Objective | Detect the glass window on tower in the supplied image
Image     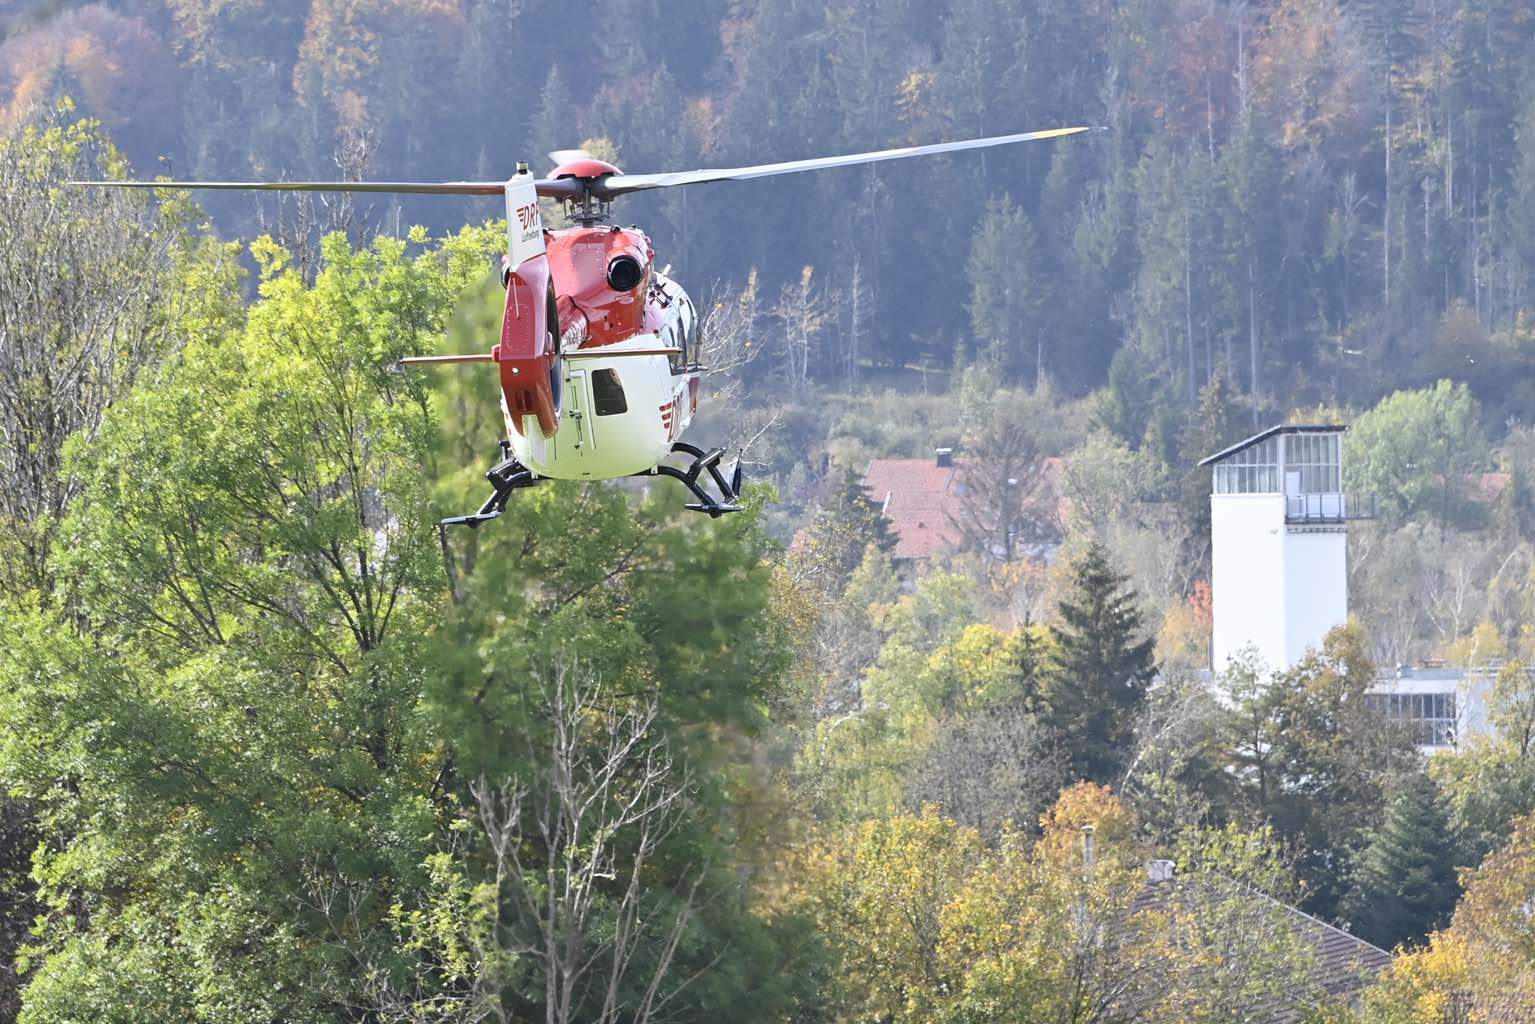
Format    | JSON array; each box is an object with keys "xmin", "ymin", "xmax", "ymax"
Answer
[
  {"xmin": 1284, "ymin": 432, "xmax": 1341, "ymax": 493},
  {"xmin": 1213, "ymin": 436, "xmax": 1280, "ymax": 494}
]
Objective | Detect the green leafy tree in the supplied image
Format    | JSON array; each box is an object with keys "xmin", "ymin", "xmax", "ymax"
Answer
[
  {"xmin": 1431, "ymin": 660, "xmax": 1535, "ymax": 863},
  {"xmin": 0, "ymin": 111, "xmax": 242, "ymax": 1019},
  {"xmin": 1347, "ymin": 772, "xmax": 1463, "ymax": 950},
  {"xmin": 800, "ymin": 790, "xmax": 1321, "ymax": 1024},
  {"xmin": 1093, "ymin": 347, "xmax": 1162, "ymax": 449},
  {"xmin": 0, "ymin": 230, "xmax": 808, "ymax": 1023},
  {"xmin": 953, "ymin": 387, "xmax": 1058, "ymax": 562},
  {"xmin": 1347, "ymin": 380, "xmax": 1490, "ymax": 530},
  {"xmin": 1220, "ymin": 626, "xmax": 1419, "ymax": 920},
  {"xmin": 790, "ymin": 465, "xmax": 897, "ymax": 597},
  {"xmin": 1060, "ymin": 429, "xmax": 1168, "ymax": 538},
  {"xmin": 1044, "ymin": 542, "xmax": 1157, "ymax": 783},
  {"xmin": 0, "ymin": 110, "xmax": 231, "ymax": 599},
  {"xmin": 904, "ymin": 704, "xmax": 1067, "ymax": 839}
]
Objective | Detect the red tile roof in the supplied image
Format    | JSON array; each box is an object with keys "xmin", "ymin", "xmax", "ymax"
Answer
[
  {"xmin": 863, "ymin": 455, "xmax": 1067, "ymax": 560},
  {"xmin": 862, "ymin": 458, "xmax": 964, "ymax": 559}
]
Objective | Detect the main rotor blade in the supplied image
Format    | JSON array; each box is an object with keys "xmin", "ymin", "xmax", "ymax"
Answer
[
  {"xmin": 594, "ymin": 126, "xmax": 1101, "ymax": 198},
  {"xmin": 70, "ymin": 177, "xmax": 589, "ymax": 200}
]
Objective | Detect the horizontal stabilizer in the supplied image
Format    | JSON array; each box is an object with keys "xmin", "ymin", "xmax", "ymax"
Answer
[{"xmin": 400, "ymin": 354, "xmax": 497, "ymax": 366}]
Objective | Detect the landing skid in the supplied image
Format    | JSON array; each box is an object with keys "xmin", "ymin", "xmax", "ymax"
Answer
[
  {"xmin": 646, "ymin": 441, "xmax": 744, "ymax": 518},
  {"xmin": 440, "ymin": 441, "xmax": 541, "ymax": 528}
]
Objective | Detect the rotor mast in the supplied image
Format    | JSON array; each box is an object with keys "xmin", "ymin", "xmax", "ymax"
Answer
[{"xmin": 563, "ymin": 190, "xmax": 612, "ymax": 228}]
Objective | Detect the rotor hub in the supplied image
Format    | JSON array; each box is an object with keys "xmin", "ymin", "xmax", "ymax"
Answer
[{"xmin": 548, "ymin": 157, "xmax": 621, "ymax": 227}]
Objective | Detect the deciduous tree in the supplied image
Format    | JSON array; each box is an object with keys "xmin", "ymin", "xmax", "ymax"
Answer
[{"xmin": 1347, "ymin": 380, "xmax": 1490, "ymax": 531}]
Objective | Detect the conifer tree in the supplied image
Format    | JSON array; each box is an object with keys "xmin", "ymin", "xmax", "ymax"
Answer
[
  {"xmin": 1045, "ymin": 542, "xmax": 1157, "ymax": 783},
  {"xmin": 967, "ymin": 195, "xmax": 1042, "ymax": 382},
  {"xmin": 791, "ymin": 467, "xmax": 897, "ymax": 596},
  {"xmin": 529, "ymin": 64, "xmax": 576, "ymax": 173},
  {"xmin": 1175, "ymin": 368, "xmax": 1243, "ymax": 580},
  {"xmin": 1349, "ymin": 771, "xmax": 1463, "ymax": 951}
]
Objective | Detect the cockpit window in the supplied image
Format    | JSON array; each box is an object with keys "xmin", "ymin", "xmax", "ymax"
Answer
[
  {"xmin": 669, "ymin": 299, "xmax": 694, "ymax": 375},
  {"xmin": 592, "ymin": 369, "xmax": 628, "ymax": 415}
]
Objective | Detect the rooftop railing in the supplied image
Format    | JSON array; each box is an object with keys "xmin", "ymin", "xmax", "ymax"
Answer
[{"xmin": 1284, "ymin": 492, "xmax": 1376, "ymax": 523}]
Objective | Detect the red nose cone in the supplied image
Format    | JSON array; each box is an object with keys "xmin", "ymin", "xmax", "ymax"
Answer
[{"xmin": 549, "ymin": 157, "xmax": 621, "ymax": 180}]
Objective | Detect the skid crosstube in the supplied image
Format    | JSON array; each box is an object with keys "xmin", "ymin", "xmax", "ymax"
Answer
[
  {"xmin": 440, "ymin": 441, "xmax": 541, "ymax": 529},
  {"xmin": 647, "ymin": 441, "xmax": 744, "ymax": 518},
  {"xmin": 442, "ymin": 440, "xmax": 745, "ymax": 528}
]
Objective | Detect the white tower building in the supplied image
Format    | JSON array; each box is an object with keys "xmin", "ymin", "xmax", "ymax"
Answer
[{"xmin": 1201, "ymin": 425, "xmax": 1352, "ymax": 674}]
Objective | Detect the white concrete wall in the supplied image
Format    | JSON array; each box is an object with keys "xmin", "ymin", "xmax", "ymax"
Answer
[
  {"xmin": 1456, "ymin": 672, "xmax": 1495, "ymax": 746},
  {"xmin": 1211, "ymin": 493, "xmax": 1289, "ymax": 674},
  {"xmin": 1282, "ymin": 528, "xmax": 1348, "ymax": 665}
]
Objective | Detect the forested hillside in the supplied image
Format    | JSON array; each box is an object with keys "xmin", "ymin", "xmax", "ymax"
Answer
[
  {"xmin": 3, "ymin": 0, "xmax": 1534, "ymax": 406},
  {"xmin": 6, "ymin": 1, "xmax": 1535, "ymax": 1022}
]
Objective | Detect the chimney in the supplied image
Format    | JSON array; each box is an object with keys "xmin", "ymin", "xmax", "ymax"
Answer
[
  {"xmin": 1081, "ymin": 824, "xmax": 1096, "ymax": 869},
  {"xmin": 1147, "ymin": 859, "xmax": 1175, "ymax": 884},
  {"xmin": 935, "ymin": 447, "xmax": 954, "ymax": 468}
]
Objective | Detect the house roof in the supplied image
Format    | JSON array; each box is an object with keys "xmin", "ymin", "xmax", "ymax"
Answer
[
  {"xmin": 1126, "ymin": 875, "xmax": 1391, "ymax": 1022},
  {"xmin": 1198, "ymin": 424, "xmax": 1347, "ymax": 467},
  {"xmin": 862, "ymin": 455, "xmax": 1067, "ymax": 560},
  {"xmin": 1475, "ymin": 471, "xmax": 1510, "ymax": 504},
  {"xmin": 861, "ymin": 457, "xmax": 964, "ymax": 559},
  {"xmin": 1270, "ymin": 893, "xmax": 1393, "ymax": 1001}
]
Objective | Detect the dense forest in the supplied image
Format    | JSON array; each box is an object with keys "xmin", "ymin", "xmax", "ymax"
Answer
[
  {"xmin": 5, "ymin": 0, "xmax": 1535, "ymax": 1021},
  {"xmin": 4, "ymin": 0, "xmax": 1535, "ymax": 404}
]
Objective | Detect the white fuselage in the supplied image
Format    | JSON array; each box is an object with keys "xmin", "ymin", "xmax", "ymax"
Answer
[{"xmin": 504, "ymin": 274, "xmax": 700, "ymax": 481}]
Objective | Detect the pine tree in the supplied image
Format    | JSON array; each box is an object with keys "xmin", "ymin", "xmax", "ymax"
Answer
[
  {"xmin": 529, "ymin": 64, "xmax": 576, "ymax": 170},
  {"xmin": 967, "ymin": 196, "xmax": 1042, "ymax": 382},
  {"xmin": 1349, "ymin": 771, "xmax": 1463, "ymax": 950},
  {"xmin": 1044, "ymin": 542, "xmax": 1157, "ymax": 783},
  {"xmin": 1092, "ymin": 347, "xmax": 1160, "ymax": 449},
  {"xmin": 791, "ymin": 467, "xmax": 898, "ymax": 597},
  {"xmin": 1175, "ymin": 368, "xmax": 1244, "ymax": 581}
]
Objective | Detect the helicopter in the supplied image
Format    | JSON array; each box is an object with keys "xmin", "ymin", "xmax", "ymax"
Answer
[{"xmin": 78, "ymin": 126, "xmax": 1096, "ymax": 527}]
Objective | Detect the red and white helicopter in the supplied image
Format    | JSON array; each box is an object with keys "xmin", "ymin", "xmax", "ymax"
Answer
[{"xmin": 80, "ymin": 126, "xmax": 1095, "ymax": 526}]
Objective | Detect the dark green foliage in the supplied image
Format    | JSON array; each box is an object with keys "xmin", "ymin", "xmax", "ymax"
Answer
[
  {"xmin": 0, "ymin": 231, "xmax": 810, "ymax": 1023},
  {"xmin": 5, "ymin": 0, "xmax": 1532, "ymax": 403},
  {"xmin": 1093, "ymin": 348, "xmax": 1161, "ymax": 449},
  {"xmin": 1012, "ymin": 620, "xmax": 1047, "ymax": 702},
  {"xmin": 8, "ymin": 0, "xmax": 1535, "ymax": 1010},
  {"xmin": 0, "ymin": 799, "xmax": 34, "ymax": 1023},
  {"xmin": 967, "ymin": 195, "xmax": 1042, "ymax": 381},
  {"xmin": 1219, "ymin": 626, "xmax": 1420, "ymax": 921},
  {"xmin": 791, "ymin": 466, "xmax": 897, "ymax": 596},
  {"xmin": 1348, "ymin": 772, "xmax": 1463, "ymax": 950},
  {"xmin": 1044, "ymin": 542, "xmax": 1156, "ymax": 783},
  {"xmin": 1175, "ymin": 369, "xmax": 1244, "ymax": 581}
]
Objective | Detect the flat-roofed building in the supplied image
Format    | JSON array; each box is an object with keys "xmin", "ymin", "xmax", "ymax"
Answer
[
  {"xmin": 1365, "ymin": 665, "xmax": 1499, "ymax": 754},
  {"xmin": 1201, "ymin": 425, "xmax": 1368, "ymax": 673}
]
